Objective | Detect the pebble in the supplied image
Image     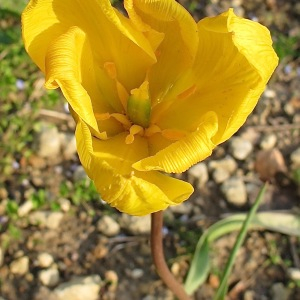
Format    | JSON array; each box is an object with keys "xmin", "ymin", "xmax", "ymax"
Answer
[
  {"xmin": 120, "ymin": 214, "xmax": 151, "ymax": 235},
  {"xmin": 130, "ymin": 268, "xmax": 144, "ymax": 279},
  {"xmin": 47, "ymin": 212, "xmax": 64, "ymax": 230},
  {"xmin": 10, "ymin": 256, "xmax": 29, "ymax": 275},
  {"xmin": 39, "ymin": 268, "xmax": 60, "ymax": 287},
  {"xmin": 97, "ymin": 215, "xmax": 120, "ymax": 237},
  {"xmin": 230, "ymin": 137, "xmax": 253, "ymax": 160},
  {"xmin": 243, "ymin": 290, "xmax": 255, "ymax": 300},
  {"xmin": 287, "ymin": 268, "xmax": 300, "ymax": 281},
  {"xmin": 209, "ymin": 156, "xmax": 237, "ymax": 174},
  {"xmin": 37, "ymin": 252, "xmax": 54, "ymax": 268},
  {"xmin": 29, "ymin": 211, "xmax": 64, "ymax": 230},
  {"xmin": 53, "ymin": 275, "xmax": 101, "ymax": 300},
  {"xmin": 221, "ymin": 177, "xmax": 247, "ymax": 206},
  {"xmin": 291, "ymin": 147, "xmax": 300, "ymax": 168},
  {"xmin": 18, "ymin": 200, "xmax": 34, "ymax": 217},
  {"xmin": 169, "ymin": 201, "xmax": 193, "ymax": 215},
  {"xmin": 37, "ymin": 124, "xmax": 62, "ymax": 159},
  {"xmin": 60, "ymin": 133, "xmax": 77, "ymax": 160},
  {"xmin": 270, "ymin": 283, "xmax": 290, "ymax": 300},
  {"xmin": 73, "ymin": 165, "xmax": 88, "ymax": 182},
  {"xmin": 212, "ymin": 168, "xmax": 230, "ymax": 183},
  {"xmin": 260, "ymin": 133, "xmax": 277, "ymax": 150},
  {"xmin": 59, "ymin": 198, "xmax": 71, "ymax": 212},
  {"xmin": 187, "ymin": 162, "xmax": 209, "ymax": 187}
]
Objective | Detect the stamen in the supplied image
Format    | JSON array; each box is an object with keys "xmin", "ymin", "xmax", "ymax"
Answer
[
  {"xmin": 104, "ymin": 62, "xmax": 117, "ymax": 79},
  {"xmin": 125, "ymin": 125, "xmax": 144, "ymax": 145},
  {"xmin": 162, "ymin": 129, "xmax": 187, "ymax": 141},
  {"xmin": 111, "ymin": 113, "xmax": 132, "ymax": 128},
  {"xmin": 145, "ymin": 124, "xmax": 161, "ymax": 137},
  {"xmin": 104, "ymin": 62, "xmax": 129, "ymax": 111},
  {"xmin": 95, "ymin": 112, "xmax": 110, "ymax": 121},
  {"xmin": 177, "ymin": 84, "xmax": 197, "ymax": 99}
]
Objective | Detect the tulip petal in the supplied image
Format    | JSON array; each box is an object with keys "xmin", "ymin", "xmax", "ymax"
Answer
[
  {"xmin": 133, "ymin": 112, "xmax": 218, "ymax": 173},
  {"xmin": 76, "ymin": 120, "xmax": 194, "ymax": 216},
  {"xmin": 125, "ymin": 0, "xmax": 199, "ymax": 103},
  {"xmin": 22, "ymin": 0, "xmax": 156, "ymax": 92},
  {"xmin": 153, "ymin": 9, "xmax": 278, "ymax": 145}
]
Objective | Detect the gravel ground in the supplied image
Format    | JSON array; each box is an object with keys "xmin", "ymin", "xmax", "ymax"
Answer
[{"xmin": 1, "ymin": 0, "xmax": 300, "ymax": 299}]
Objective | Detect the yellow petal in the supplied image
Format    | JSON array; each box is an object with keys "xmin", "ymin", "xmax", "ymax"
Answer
[
  {"xmin": 154, "ymin": 9, "xmax": 278, "ymax": 145},
  {"xmin": 44, "ymin": 26, "xmax": 109, "ymax": 133},
  {"xmin": 125, "ymin": 0, "xmax": 199, "ymax": 103},
  {"xmin": 22, "ymin": 0, "xmax": 156, "ymax": 92},
  {"xmin": 133, "ymin": 112, "xmax": 218, "ymax": 173},
  {"xmin": 76, "ymin": 120, "xmax": 193, "ymax": 216}
]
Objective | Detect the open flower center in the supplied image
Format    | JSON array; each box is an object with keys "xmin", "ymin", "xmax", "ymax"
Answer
[{"xmin": 95, "ymin": 62, "xmax": 189, "ymax": 145}]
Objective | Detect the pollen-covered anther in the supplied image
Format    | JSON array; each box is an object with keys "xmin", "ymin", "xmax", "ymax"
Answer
[
  {"xmin": 111, "ymin": 113, "xmax": 132, "ymax": 129},
  {"xmin": 125, "ymin": 124, "xmax": 144, "ymax": 144},
  {"xmin": 145, "ymin": 124, "xmax": 161, "ymax": 137}
]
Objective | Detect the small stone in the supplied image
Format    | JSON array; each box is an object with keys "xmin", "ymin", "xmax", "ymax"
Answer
[
  {"xmin": 37, "ymin": 124, "xmax": 61, "ymax": 159},
  {"xmin": 187, "ymin": 162, "xmax": 209, "ymax": 187},
  {"xmin": 0, "ymin": 187, "xmax": 8, "ymax": 200},
  {"xmin": 60, "ymin": 133, "xmax": 77, "ymax": 160},
  {"xmin": 291, "ymin": 147, "xmax": 300, "ymax": 168},
  {"xmin": 54, "ymin": 275, "xmax": 101, "ymax": 300},
  {"xmin": 59, "ymin": 198, "xmax": 71, "ymax": 212},
  {"xmin": 221, "ymin": 177, "xmax": 247, "ymax": 206},
  {"xmin": 264, "ymin": 88, "xmax": 276, "ymax": 98},
  {"xmin": 169, "ymin": 202, "xmax": 193, "ymax": 215},
  {"xmin": 171, "ymin": 262, "xmax": 180, "ymax": 276},
  {"xmin": 29, "ymin": 211, "xmax": 48, "ymax": 227},
  {"xmin": 284, "ymin": 102, "xmax": 295, "ymax": 116},
  {"xmin": 73, "ymin": 165, "xmax": 88, "ymax": 182},
  {"xmin": 29, "ymin": 211, "xmax": 64, "ymax": 229},
  {"xmin": 97, "ymin": 215, "xmax": 120, "ymax": 237},
  {"xmin": 39, "ymin": 268, "xmax": 60, "ymax": 287},
  {"xmin": 28, "ymin": 155, "xmax": 46, "ymax": 169},
  {"xmin": 10, "ymin": 256, "xmax": 29, "ymax": 275},
  {"xmin": 287, "ymin": 268, "xmax": 300, "ymax": 281},
  {"xmin": 130, "ymin": 268, "xmax": 144, "ymax": 279},
  {"xmin": 209, "ymin": 156, "xmax": 237, "ymax": 174},
  {"xmin": 120, "ymin": 215, "xmax": 151, "ymax": 235},
  {"xmin": 18, "ymin": 200, "xmax": 34, "ymax": 217},
  {"xmin": 230, "ymin": 137, "xmax": 253, "ymax": 160},
  {"xmin": 212, "ymin": 168, "xmax": 230, "ymax": 183},
  {"xmin": 260, "ymin": 133, "xmax": 277, "ymax": 150},
  {"xmin": 38, "ymin": 253, "xmax": 54, "ymax": 268},
  {"xmin": 46, "ymin": 212, "xmax": 64, "ymax": 230},
  {"xmin": 270, "ymin": 283, "xmax": 290, "ymax": 300},
  {"xmin": 243, "ymin": 290, "xmax": 255, "ymax": 300}
]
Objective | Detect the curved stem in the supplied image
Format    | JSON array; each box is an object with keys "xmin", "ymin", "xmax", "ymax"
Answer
[{"xmin": 151, "ymin": 211, "xmax": 191, "ymax": 300}]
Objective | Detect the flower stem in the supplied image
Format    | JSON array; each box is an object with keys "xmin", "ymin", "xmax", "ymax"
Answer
[{"xmin": 151, "ymin": 211, "xmax": 191, "ymax": 300}]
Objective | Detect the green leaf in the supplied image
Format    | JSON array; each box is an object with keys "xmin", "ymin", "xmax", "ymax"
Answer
[
  {"xmin": 185, "ymin": 184, "xmax": 300, "ymax": 296},
  {"xmin": 214, "ymin": 184, "xmax": 267, "ymax": 299}
]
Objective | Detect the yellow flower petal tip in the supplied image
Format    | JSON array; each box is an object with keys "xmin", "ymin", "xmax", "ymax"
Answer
[{"xmin": 22, "ymin": 0, "xmax": 278, "ymax": 215}]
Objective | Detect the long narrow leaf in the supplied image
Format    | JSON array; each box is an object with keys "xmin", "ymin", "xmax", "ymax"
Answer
[
  {"xmin": 213, "ymin": 184, "xmax": 267, "ymax": 299},
  {"xmin": 185, "ymin": 186, "xmax": 300, "ymax": 295}
]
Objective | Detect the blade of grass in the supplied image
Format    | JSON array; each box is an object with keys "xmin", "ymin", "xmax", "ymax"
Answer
[{"xmin": 213, "ymin": 183, "xmax": 268, "ymax": 300}]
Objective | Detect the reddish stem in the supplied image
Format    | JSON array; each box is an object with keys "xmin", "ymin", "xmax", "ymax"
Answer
[{"xmin": 151, "ymin": 211, "xmax": 191, "ymax": 300}]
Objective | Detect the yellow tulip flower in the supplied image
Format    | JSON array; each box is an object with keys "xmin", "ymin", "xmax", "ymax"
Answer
[{"xmin": 22, "ymin": 0, "xmax": 278, "ymax": 216}]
